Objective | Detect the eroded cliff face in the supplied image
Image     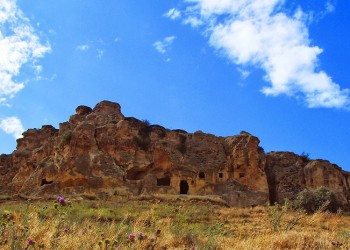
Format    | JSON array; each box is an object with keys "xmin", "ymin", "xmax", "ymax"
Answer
[
  {"xmin": 266, "ymin": 152, "xmax": 350, "ymax": 204},
  {"xmin": 0, "ymin": 100, "xmax": 349, "ymax": 207}
]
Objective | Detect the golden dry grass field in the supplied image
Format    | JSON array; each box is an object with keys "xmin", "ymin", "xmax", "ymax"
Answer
[{"xmin": 0, "ymin": 195, "xmax": 349, "ymax": 249}]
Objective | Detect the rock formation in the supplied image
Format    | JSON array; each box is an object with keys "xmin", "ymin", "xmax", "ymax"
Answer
[{"xmin": 0, "ymin": 100, "xmax": 349, "ymax": 207}]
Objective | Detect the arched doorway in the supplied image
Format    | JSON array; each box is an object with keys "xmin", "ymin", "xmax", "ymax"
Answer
[{"xmin": 180, "ymin": 180, "xmax": 189, "ymax": 194}]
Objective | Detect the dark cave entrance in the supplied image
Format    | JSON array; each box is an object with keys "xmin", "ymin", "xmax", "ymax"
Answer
[
  {"xmin": 157, "ymin": 176, "xmax": 171, "ymax": 186},
  {"xmin": 180, "ymin": 180, "xmax": 189, "ymax": 195},
  {"xmin": 198, "ymin": 172, "xmax": 205, "ymax": 179}
]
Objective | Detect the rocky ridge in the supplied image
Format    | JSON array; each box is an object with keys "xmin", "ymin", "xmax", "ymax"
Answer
[{"xmin": 0, "ymin": 100, "xmax": 349, "ymax": 207}]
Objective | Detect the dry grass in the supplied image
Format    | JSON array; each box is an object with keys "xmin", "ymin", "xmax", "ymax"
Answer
[{"xmin": 0, "ymin": 195, "xmax": 349, "ymax": 249}]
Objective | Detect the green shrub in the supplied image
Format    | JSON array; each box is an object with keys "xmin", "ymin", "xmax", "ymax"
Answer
[
  {"xmin": 61, "ymin": 131, "xmax": 72, "ymax": 144},
  {"xmin": 292, "ymin": 187, "xmax": 340, "ymax": 213},
  {"xmin": 300, "ymin": 152, "xmax": 311, "ymax": 162},
  {"xmin": 142, "ymin": 119, "xmax": 151, "ymax": 126}
]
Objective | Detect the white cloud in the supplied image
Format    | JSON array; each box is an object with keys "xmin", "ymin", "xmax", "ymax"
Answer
[
  {"xmin": 76, "ymin": 44, "xmax": 90, "ymax": 51},
  {"xmin": 164, "ymin": 8, "xmax": 181, "ymax": 20},
  {"xmin": 183, "ymin": 16, "xmax": 203, "ymax": 27},
  {"xmin": 237, "ymin": 68, "xmax": 250, "ymax": 80},
  {"xmin": 0, "ymin": 0, "xmax": 51, "ymax": 103},
  {"xmin": 177, "ymin": 0, "xmax": 349, "ymax": 108},
  {"xmin": 0, "ymin": 116, "xmax": 24, "ymax": 139},
  {"xmin": 153, "ymin": 36, "xmax": 176, "ymax": 54},
  {"xmin": 325, "ymin": 1, "xmax": 335, "ymax": 14}
]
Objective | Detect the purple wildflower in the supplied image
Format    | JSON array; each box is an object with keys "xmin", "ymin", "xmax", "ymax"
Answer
[
  {"xmin": 64, "ymin": 227, "xmax": 69, "ymax": 233},
  {"xmin": 59, "ymin": 197, "xmax": 66, "ymax": 205},
  {"xmin": 156, "ymin": 229, "xmax": 161, "ymax": 236},
  {"xmin": 27, "ymin": 239, "xmax": 34, "ymax": 245},
  {"xmin": 128, "ymin": 233, "xmax": 135, "ymax": 241}
]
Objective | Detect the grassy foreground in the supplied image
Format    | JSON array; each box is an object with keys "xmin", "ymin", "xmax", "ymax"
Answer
[{"xmin": 0, "ymin": 195, "xmax": 349, "ymax": 250}]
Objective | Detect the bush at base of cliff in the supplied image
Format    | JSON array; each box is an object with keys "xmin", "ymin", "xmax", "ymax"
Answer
[{"xmin": 292, "ymin": 187, "xmax": 341, "ymax": 213}]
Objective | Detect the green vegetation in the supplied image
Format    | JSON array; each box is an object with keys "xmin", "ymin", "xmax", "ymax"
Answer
[
  {"xmin": 0, "ymin": 195, "xmax": 349, "ymax": 249},
  {"xmin": 61, "ymin": 131, "xmax": 72, "ymax": 144},
  {"xmin": 292, "ymin": 187, "xmax": 341, "ymax": 213}
]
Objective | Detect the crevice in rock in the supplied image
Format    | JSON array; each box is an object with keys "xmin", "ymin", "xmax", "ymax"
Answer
[{"xmin": 265, "ymin": 164, "xmax": 277, "ymax": 205}]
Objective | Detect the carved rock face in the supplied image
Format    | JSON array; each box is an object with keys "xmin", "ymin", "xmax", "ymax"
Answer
[{"xmin": 0, "ymin": 100, "xmax": 349, "ymax": 207}]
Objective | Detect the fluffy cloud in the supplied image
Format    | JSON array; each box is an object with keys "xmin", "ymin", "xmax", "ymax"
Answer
[
  {"xmin": 164, "ymin": 8, "xmax": 181, "ymax": 20},
  {"xmin": 0, "ymin": 116, "xmax": 24, "ymax": 139},
  {"xmin": 183, "ymin": 16, "xmax": 203, "ymax": 27},
  {"xmin": 0, "ymin": 0, "xmax": 51, "ymax": 104},
  {"xmin": 153, "ymin": 36, "xmax": 176, "ymax": 54},
  {"xmin": 174, "ymin": 0, "xmax": 349, "ymax": 108}
]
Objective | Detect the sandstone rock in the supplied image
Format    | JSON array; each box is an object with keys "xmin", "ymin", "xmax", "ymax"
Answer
[
  {"xmin": 76, "ymin": 105, "xmax": 92, "ymax": 115},
  {"xmin": 266, "ymin": 152, "xmax": 308, "ymax": 203},
  {"xmin": 266, "ymin": 152, "xmax": 350, "ymax": 204},
  {"xmin": 0, "ymin": 100, "xmax": 349, "ymax": 208}
]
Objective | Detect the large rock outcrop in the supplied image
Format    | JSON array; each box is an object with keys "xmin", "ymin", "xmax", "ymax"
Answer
[
  {"xmin": 266, "ymin": 152, "xmax": 350, "ymax": 204},
  {"xmin": 0, "ymin": 100, "xmax": 349, "ymax": 207}
]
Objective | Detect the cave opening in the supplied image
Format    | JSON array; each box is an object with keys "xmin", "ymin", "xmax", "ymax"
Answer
[
  {"xmin": 180, "ymin": 180, "xmax": 189, "ymax": 194},
  {"xmin": 126, "ymin": 168, "xmax": 147, "ymax": 180},
  {"xmin": 157, "ymin": 176, "xmax": 171, "ymax": 186}
]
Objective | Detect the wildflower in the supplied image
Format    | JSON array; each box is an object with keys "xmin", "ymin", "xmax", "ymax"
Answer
[
  {"xmin": 128, "ymin": 234, "xmax": 135, "ymax": 241},
  {"xmin": 150, "ymin": 237, "xmax": 156, "ymax": 242},
  {"xmin": 58, "ymin": 197, "xmax": 66, "ymax": 205},
  {"xmin": 156, "ymin": 229, "xmax": 161, "ymax": 236},
  {"xmin": 64, "ymin": 227, "xmax": 69, "ymax": 233},
  {"xmin": 27, "ymin": 239, "xmax": 35, "ymax": 245},
  {"xmin": 56, "ymin": 195, "xmax": 67, "ymax": 205}
]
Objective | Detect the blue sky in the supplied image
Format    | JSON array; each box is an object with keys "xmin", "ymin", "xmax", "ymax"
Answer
[{"xmin": 1, "ymin": 0, "xmax": 350, "ymax": 171}]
